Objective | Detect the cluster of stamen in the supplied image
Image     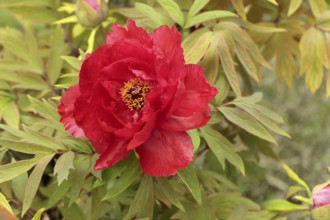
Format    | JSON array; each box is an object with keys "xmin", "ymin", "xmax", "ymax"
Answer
[{"xmin": 120, "ymin": 78, "xmax": 153, "ymax": 111}]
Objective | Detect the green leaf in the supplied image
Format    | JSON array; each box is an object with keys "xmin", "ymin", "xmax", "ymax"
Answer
[
  {"xmin": 22, "ymin": 154, "xmax": 54, "ymax": 216},
  {"xmin": 0, "ymin": 139, "xmax": 56, "ymax": 154},
  {"xmin": 219, "ymin": 106, "xmax": 276, "ymax": 143},
  {"xmin": 47, "ymin": 179, "xmax": 72, "ymax": 209},
  {"xmin": 177, "ymin": 164, "xmax": 202, "ymax": 205},
  {"xmin": 135, "ymin": 3, "xmax": 170, "ymax": 28},
  {"xmin": 263, "ymin": 199, "xmax": 309, "ymax": 211},
  {"xmin": 46, "ymin": 25, "xmax": 65, "ymax": 84},
  {"xmin": 227, "ymin": 204, "xmax": 248, "ymax": 220},
  {"xmin": 86, "ymin": 28, "xmax": 97, "ymax": 54},
  {"xmin": 187, "ymin": 0, "xmax": 210, "ymax": 18},
  {"xmin": 286, "ymin": 186, "xmax": 306, "ymax": 198},
  {"xmin": 216, "ymin": 32, "xmax": 241, "ymax": 96},
  {"xmin": 288, "ymin": 0, "xmax": 303, "ymax": 16},
  {"xmin": 2, "ymin": 101, "xmax": 19, "ymax": 129},
  {"xmin": 231, "ymin": 0, "xmax": 247, "ymax": 20},
  {"xmin": 282, "ymin": 163, "xmax": 311, "ymax": 196},
  {"xmin": 157, "ymin": 0, "xmax": 184, "ymax": 27},
  {"xmin": 308, "ymin": 0, "xmax": 327, "ymax": 17},
  {"xmin": 59, "ymin": 199, "xmax": 85, "ymax": 220},
  {"xmin": 267, "ymin": 0, "xmax": 278, "ymax": 5},
  {"xmin": 188, "ymin": 129, "xmax": 201, "ymax": 152},
  {"xmin": 200, "ymin": 38, "xmax": 219, "ymax": 85},
  {"xmin": 213, "ymin": 72, "xmax": 229, "ymax": 105},
  {"xmin": 102, "ymin": 159, "xmax": 141, "ymax": 200},
  {"xmin": 300, "ymin": 27, "xmax": 328, "ymax": 93},
  {"xmin": 11, "ymin": 172, "xmax": 28, "ymax": 201},
  {"xmin": 229, "ymin": 98, "xmax": 290, "ymax": 138},
  {"xmin": 185, "ymin": 10, "xmax": 237, "ymax": 29},
  {"xmin": 183, "ymin": 31, "xmax": 213, "ymax": 64},
  {"xmin": 235, "ymin": 43, "xmax": 259, "ymax": 83},
  {"xmin": 126, "ymin": 175, "xmax": 154, "ymax": 219},
  {"xmin": 201, "ymin": 127, "xmax": 245, "ymax": 175},
  {"xmin": 53, "ymin": 15, "xmax": 77, "ymax": 24},
  {"xmin": 157, "ymin": 178, "xmax": 185, "ymax": 211},
  {"xmin": 61, "ymin": 56, "xmax": 82, "ymax": 71},
  {"xmin": 54, "ymin": 151, "xmax": 75, "ymax": 185},
  {"xmin": 28, "ymin": 96, "xmax": 62, "ymax": 127},
  {"xmin": 0, "ymin": 192, "xmax": 13, "ymax": 214},
  {"xmin": 31, "ymin": 208, "xmax": 45, "ymax": 220},
  {"xmin": 69, "ymin": 155, "xmax": 91, "ymax": 206},
  {"xmin": 0, "ymin": 155, "xmax": 43, "ymax": 184}
]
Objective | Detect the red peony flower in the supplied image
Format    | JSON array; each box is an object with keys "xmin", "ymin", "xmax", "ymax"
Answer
[
  {"xmin": 313, "ymin": 184, "xmax": 330, "ymax": 208},
  {"xmin": 58, "ymin": 20, "xmax": 217, "ymax": 176}
]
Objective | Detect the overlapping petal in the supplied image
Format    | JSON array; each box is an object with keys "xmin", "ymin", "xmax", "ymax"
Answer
[
  {"xmin": 136, "ymin": 128, "xmax": 194, "ymax": 176},
  {"xmin": 58, "ymin": 85, "xmax": 85, "ymax": 138}
]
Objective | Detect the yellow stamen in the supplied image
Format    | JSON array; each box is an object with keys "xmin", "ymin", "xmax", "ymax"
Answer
[{"xmin": 120, "ymin": 78, "xmax": 153, "ymax": 111}]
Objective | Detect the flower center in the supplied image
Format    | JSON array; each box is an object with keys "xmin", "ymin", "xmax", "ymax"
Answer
[{"xmin": 120, "ymin": 78, "xmax": 153, "ymax": 111}]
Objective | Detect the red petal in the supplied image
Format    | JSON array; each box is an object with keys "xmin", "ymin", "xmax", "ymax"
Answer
[
  {"xmin": 136, "ymin": 128, "xmax": 193, "ymax": 176},
  {"xmin": 152, "ymin": 25, "xmax": 185, "ymax": 70},
  {"xmin": 94, "ymin": 140, "xmax": 129, "ymax": 170},
  {"xmin": 127, "ymin": 111, "xmax": 158, "ymax": 150},
  {"xmin": 58, "ymin": 85, "xmax": 85, "ymax": 138},
  {"xmin": 106, "ymin": 20, "xmax": 153, "ymax": 48},
  {"xmin": 172, "ymin": 64, "xmax": 217, "ymax": 117},
  {"xmin": 159, "ymin": 106, "xmax": 211, "ymax": 132}
]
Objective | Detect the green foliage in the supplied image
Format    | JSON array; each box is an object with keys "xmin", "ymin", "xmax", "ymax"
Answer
[{"xmin": 0, "ymin": 0, "xmax": 328, "ymax": 219}]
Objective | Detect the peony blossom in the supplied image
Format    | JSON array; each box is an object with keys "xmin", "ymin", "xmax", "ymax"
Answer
[
  {"xmin": 58, "ymin": 20, "xmax": 217, "ymax": 176},
  {"xmin": 313, "ymin": 184, "xmax": 330, "ymax": 208}
]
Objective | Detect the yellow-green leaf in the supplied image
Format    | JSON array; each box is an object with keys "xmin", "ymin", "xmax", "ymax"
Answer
[
  {"xmin": 183, "ymin": 31, "xmax": 213, "ymax": 64},
  {"xmin": 263, "ymin": 199, "xmax": 309, "ymax": 211},
  {"xmin": 216, "ymin": 32, "xmax": 241, "ymax": 96},
  {"xmin": 288, "ymin": 0, "xmax": 303, "ymax": 16},
  {"xmin": 231, "ymin": 0, "xmax": 247, "ymax": 20},
  {"xmin": 187, "ymin": 0, "xmax": 210, "ymax": 18},
  {"xmin": 218, "ymin": 106, "xmax": 276, "ymax": 143},
  {"xmin": 185, "ymin": 10, "xmax": 237, "ymax": 29},
  {"xmin": 282, "ymin": 163, "xmax": 311, "ymax": 196},
  {"xmin": 157, "ymin": 0, "xmax": 184, "ymax": 27},
  {"xmin": 22, "ymin": 154, "xmax": 54, "ymax": 216},
  {"xmin": 308, "ymin": 0, "xmax": 327, "ymax": 17},
  {"xmin": 201, "ymin": 127, "xmax": 245, "ymax": 175}
]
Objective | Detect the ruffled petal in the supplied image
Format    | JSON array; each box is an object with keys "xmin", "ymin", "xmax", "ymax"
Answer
[
  {"xmin": 159, "ymin": 106, "xmax": 211, "ymax": 132},
  {"xmin": 136, "ymin": 128, "xmax": 193, "ymax": 176},
  {"xmin": 152, "ymin": 25, "xmax": 185, "ymax": 70},
  {"xmin": 106, "ymin": 20, "xmax": 153, "ymax": 48},
  {"xmin": 94, "ymin": 140, "xmax": 129, "ymax": 170},
  {"xmin": 171, "ymin": 64, "xmax": 217, "ymax": 117},
  {"xmin": 127, "ymin": 111, "xmax": 158, "ymax": 150},
  {"xmin": 58, "ymin": 85, "xmax": 85, "ymax": 138}
]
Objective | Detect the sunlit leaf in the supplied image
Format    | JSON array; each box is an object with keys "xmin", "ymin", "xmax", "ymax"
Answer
[
  {"xmin": 185, "ymin": 10, "xmax": 237, "ymax": 29},
  {"xmin": 282, "ymin": 163, "xmax": 311, "ymax": 196},
  {"xmin": 219, "ymin": 107, "xmax": 276, "ymax": 144},
  {"xmin": 216, "ymin": 31, "xmax": 241, "ymax": 96},
  {"xmin": 263, "ymin": 199, "xmax": 309, "ymax": 211},
  {"xmin": 288, "ymin": 0, "xmax": 303, "ymax": 16},
  {"xmin": 157, "ymin": 0, "xmax": 184, "ymax": 27},
  {"xmin": 187, "ymin": 0, "xmax": 210, "ymax": 18}
]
